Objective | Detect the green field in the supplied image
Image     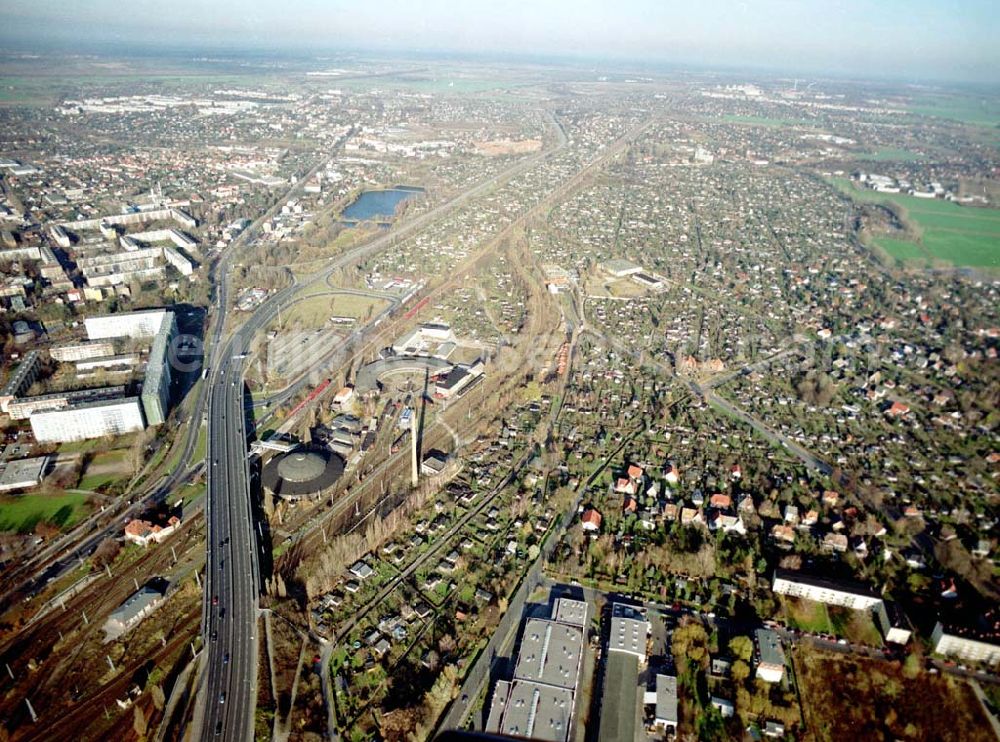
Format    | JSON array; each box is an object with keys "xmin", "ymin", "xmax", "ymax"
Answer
[
  {"xmin": 780, "ymin": 596, "xmax": 882, "ymax": 645},
  {"xmin": 0, "ymin": 491, "xmax": 90, "ymax": 532},
  {"xmin": 906, "ymin": 93, "xmax": 1000, "ymax": 128},
  {"xmin": 780, "ymin": 595, "xmax": 832, "ymax": 633},
  {"xmin": 0, "ymin": 73, "xmax": 254, "ymax": 106},
  {"xmin": 873, "ymin": 237, "xmax": 929, "ymax": 261},
  {"xmin": 176, "ymin": 482, "xmax": 206, "ymax": 507},
  {"xmin": 77, "ymin": 472, "xmax": 121, "ymax": 491},
  {"xmin": 859, "ymin": 148, "xmax": 927, "ymax": 162},
  {"xmin": 830, "ymin": 178, "xmax": 1000, "ymax": 269},
  {"xmin": 277, "ymin": 292, "xmax": 388, "ymax": 329}
]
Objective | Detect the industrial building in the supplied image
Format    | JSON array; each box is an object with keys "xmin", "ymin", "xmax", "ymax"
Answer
[
  {"xmin": 434, "ymin": 360, "xmax": 485, "ymax": 400},
  {"xmin": 485, "ymin": 598, "xmax": 587, "ymax": 742},
  {"xmin": 598, "ymin": 603, "xmax": 651, "ymax": 742},
  {"xmin": 391, "ymin": 321, "xmax": 457, "ymax": 357},
  {"xmin": 608, "ymin": 602, "xmax": 650, "ymax": 661},
  {"xmin": 104, "ymin": 582, "xmax": 167, "ymax": 639},
  {"xmin": 647, "ymin": 674, "xmax": 678, "ymax": 734},
  {"xmin": 0, "ymin": 456, "xmax": 50, "ymax": 492}
]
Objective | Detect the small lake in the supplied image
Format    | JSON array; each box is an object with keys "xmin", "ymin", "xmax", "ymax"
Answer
[{"xmin": 341, "ymin": 186, "xmax": 423, "ymax": 223}]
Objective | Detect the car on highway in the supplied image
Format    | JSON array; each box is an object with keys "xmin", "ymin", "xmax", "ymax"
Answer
[
  {"xmin": 215, "ymin": 721, "xmax": 222, "ymax": 736},
  {"xmin": 211, "ymin": 630, "xmax": 218, "ymax": 641},
  {"xmin": 219, "ymin": 692, "xmax": 226, "ymax": 704},
  {"xmin": 212, "ymin": 595, "xmax": 219, "ymax": 606},
  {"xmin": 224, "ymin": 652, "xmax": 230, "ymax": 664}
]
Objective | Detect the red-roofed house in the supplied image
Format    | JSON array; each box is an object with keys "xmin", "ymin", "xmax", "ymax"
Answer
[
  {"xmin": 124, "ymin": 516, "xmax": 181, "ymax": 547},
  {"xmin": 614, "ymin": 477, "xmax": 637, "ymax": 496},
  {"xmin": 885, "ymin": 401, "xmax": 910, "ymax": 418},
  {"xmin": 627, "ymin": 464, "xmax": 644, "ymax": 481},
  {"xmin": 709, "ymin": 493, "xmax": 732, "ymax": 509},
  {"xmin": 581, "ymin": 508, "xmax": 603, "ymax": 533}
]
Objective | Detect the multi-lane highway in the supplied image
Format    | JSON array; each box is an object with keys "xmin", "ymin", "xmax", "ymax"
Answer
[{"xmin": 200, "ymin": 337, "xmax": 258, "ymax": 742}]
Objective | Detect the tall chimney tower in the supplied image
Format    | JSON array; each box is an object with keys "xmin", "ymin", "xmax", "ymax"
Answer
[{"xmin": 410, "ymin": 406, "xmax": 419, "ymax": 488}]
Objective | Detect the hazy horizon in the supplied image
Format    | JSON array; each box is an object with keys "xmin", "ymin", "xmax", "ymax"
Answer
[{"xmin": 1, "ymin": 0, "xmax": 998, "ymax": 85}]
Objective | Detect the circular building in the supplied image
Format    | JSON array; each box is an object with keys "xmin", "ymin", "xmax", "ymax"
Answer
[{"xmin": 262, "ymin": 447, "xmax": 345, "ymax": 499}]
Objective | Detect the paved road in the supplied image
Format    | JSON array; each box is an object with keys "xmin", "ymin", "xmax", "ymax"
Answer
[{"xmin": 199, "ymin": 325, "xmax": 260, "ymax": 741}]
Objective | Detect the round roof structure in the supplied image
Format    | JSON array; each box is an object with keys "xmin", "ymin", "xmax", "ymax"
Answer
[
  {"xmin": 277, "ymin": 451, "xmax": 327, "ymax": 483},
  {"xmin": 262, "ymin": 447, "xmax": 344, "ymax": 498}
]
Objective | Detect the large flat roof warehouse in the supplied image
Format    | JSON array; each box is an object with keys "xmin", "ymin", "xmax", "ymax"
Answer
[
  {"xmin": 513, "ymin": 618, "xmax": 585, "ymax": 690},
  {"xmin": 0, "ymin": 456, "xmax": 49, "ymax": 492},
  {"xmin": 597, "ymin": 651, "xmax": 640, "ymax": 742},
  {"xmin": 655, "ymin": 674, "xmax": 678, "ymax": 728},
  {"xmin": 609, "ymin": 603, "xmax": 649, "ymax": 659},
  {"xmin": 553, "ymin": 597, "xmax": 588, "ymax": 627},
  {"xmin": 602, "ymin": 258, "xmax": 642, "ymax": 277},
  {"xmin": 496, "ymin": 680, "xmax": 575, "ymax": 742}
]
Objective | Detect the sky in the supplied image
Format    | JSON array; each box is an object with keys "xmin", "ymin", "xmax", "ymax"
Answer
[{"xmin": 1, "ymin": 0, "xmax": 998, "ymax": 83}]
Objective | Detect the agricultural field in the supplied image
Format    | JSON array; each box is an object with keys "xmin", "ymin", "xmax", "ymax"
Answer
[
  {"xmin": 905, "ymin": 93, "xmax": 1000, "ymax": 128},
  {"xmin": 0, "ymin": 72, "xmax": 255, "ymax": 106},
  {"xmin": 794, "ymin": 646, "xmax": 993, "ymax": 742},
  {"xmin": 0, "ymin": 491, "xmax": 90, "ymax": 532},
  {"xmin": 830, "ymin": 178, "xmax": 1000, "ymax": 269}
]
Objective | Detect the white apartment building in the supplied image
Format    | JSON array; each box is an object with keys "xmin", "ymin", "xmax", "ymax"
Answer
[
  {"xmin": 85, "ymin": 309, "xmax": 170, "ymax": 339},
  {"xmin": 772, "ymin": 569, "xmax": 882, "ymax": 610},
  {"xmin": 30, "ymin": 398, "xmax": 145, "ymax": 443},
  {"xmin": 931, "ymin": 622, "xmax": 1000, "ymax": 666}
]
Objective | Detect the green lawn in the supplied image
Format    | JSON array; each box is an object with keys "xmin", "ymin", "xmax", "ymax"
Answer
[
  {"xmin": 175, "ymin": 482, "xmax": 205, "ymax": 507},
  {"xmin": 87, "ymin": 449, "xmax": 128, "ymax": 466},
  {"xmin": 0, "ymin": 491, "xmax": 90, "ymax": 532},
  {"xmin": 873, "ymin": 237, "xmax": 929, "ymax": 262},
  {"xmin": 860, "ymin": 148, "xmax": 926, "ymax": 162},
  {"xmin": 830, "ymin": 178, "xmax": 1000, "ymax": 269},
  {"xmin": 193, "ymin": 425, "xmax": 208, "ymax": 464},
  {"xmin": 77, "ymin": 472, "xmax": 122, "ymax": 492},
  {"xmin": 780, "ymin": 595, "xmax": 832, "ymax": 633}
]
